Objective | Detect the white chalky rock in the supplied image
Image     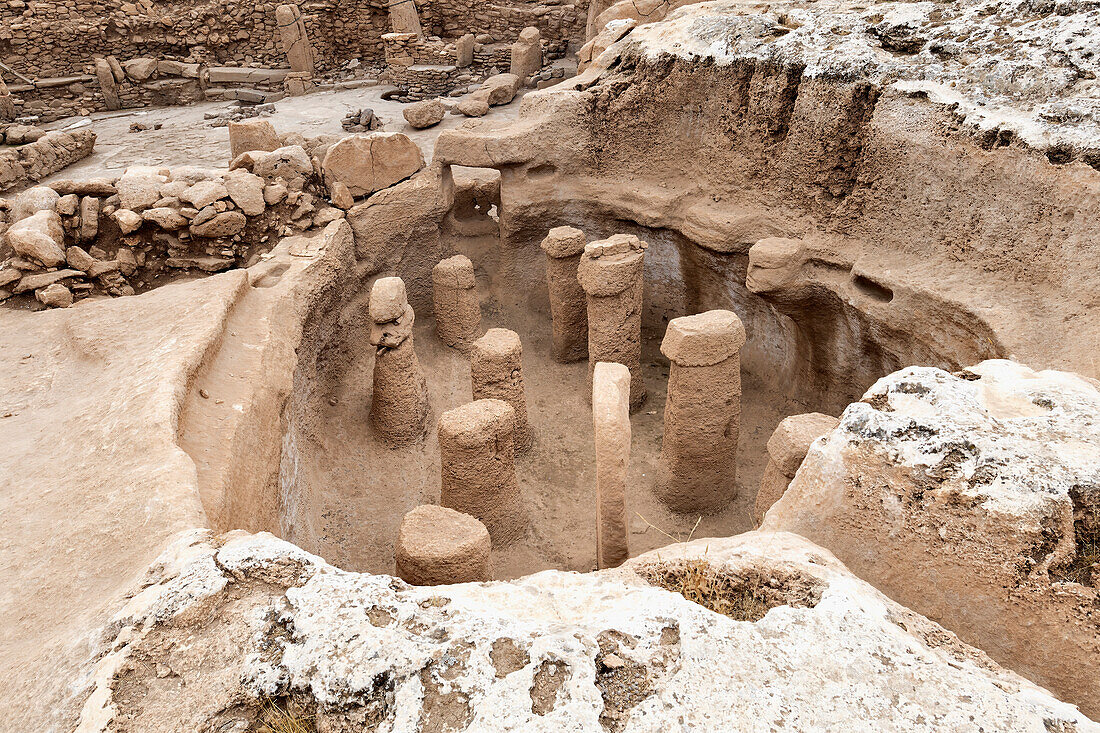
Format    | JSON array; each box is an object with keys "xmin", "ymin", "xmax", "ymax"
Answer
[
  {"xmin": 764, "ymin": 359, "xmax": 1100, "ymax": 718},
  {"xmin": 75, "ymin": 529, "xmax": 1097, "ymax": 731}
]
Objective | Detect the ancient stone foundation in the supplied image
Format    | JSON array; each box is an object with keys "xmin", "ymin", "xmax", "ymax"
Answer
[
  {"xmin": 438, "ymin": 399, "xmax": 526, "ymax": 545},
  {"xmin": 432, "ymin": 254, "xmax": 481, "ymax": 351},
  {"xmin": 654, "ymin": 310, "xmax": 746, "ymax": 514},
  {"xmin": 470, "ymin": 328, "xmax": 532, "ymax": 452},
  {"xmin": 592, "ymin": 361, "xmax": 630, "ymax": 569},
  {"xmin": 369, "ymin": 277, "xmax": 431, "ymax": 446},
  {"xmin": 755, "ymin": 413, "xmax": 840, "ymax": 521},
  {"xmin": 395, "ymin": 504, "xmax": 491, "ymax": 585},
  {"xmin": 540, "ymin": 225, "xmax": 588, "ymax": 363},
  {"xmin": 577, "ymin": 234, "xmax": 647, "ymax": 412}
]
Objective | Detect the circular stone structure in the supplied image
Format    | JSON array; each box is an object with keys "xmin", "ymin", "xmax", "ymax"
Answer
[{"xmin": 395, "ymin": 504, "xmax": 491, "ymax": 585}]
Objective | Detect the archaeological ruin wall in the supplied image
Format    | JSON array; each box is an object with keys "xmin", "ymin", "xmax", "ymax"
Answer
[{"xmin": 0, "ymin": 0, "xmax": 587, "ymax": 120}]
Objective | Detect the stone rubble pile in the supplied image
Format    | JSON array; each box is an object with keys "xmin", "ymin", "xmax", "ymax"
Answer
[
  {"xmin": 0, "ymin": 127, "xmax": 425, "ymax": 309},
  {"xmin": 0, "ymin": 128, "xmax": 96, "ymax": 192}
]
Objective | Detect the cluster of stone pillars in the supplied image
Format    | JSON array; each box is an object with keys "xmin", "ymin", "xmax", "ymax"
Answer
[
  {"xmin": 540, "ymin": 227, "xmax": 751, "ymax": 529},
  {"xmin": 371, "ymin": 228, "xmax": 823, "ymax": 581}
]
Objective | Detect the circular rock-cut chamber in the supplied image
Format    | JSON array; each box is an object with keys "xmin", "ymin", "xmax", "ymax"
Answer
[{"xmin": 177, "ymin": 160, "xmax": 1015, "ymax": 582}]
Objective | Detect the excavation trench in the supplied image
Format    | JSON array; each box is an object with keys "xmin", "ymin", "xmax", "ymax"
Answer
[{"xmin": 179, "ymin": 165, "xmax": 1003, "ymax": 579}]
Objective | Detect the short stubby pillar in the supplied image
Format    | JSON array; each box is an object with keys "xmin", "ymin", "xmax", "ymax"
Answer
[
  {"xmin": 369, "ymin": 276, "xmax": 431, "ymax": 446},
  {"xmin": 275, "ymin": 4, "xmax": 316, "ymax": 75},
  {"xmin": 438, "ymin": 399, "xmax": 526, "ymax": 545},
  {"xmin": 432, "ymin": 254, "xmax": 481, "ymax": 351},
  {"xmin": 755, "ymin": 412, "xmax": 839, "ymax": 520},
  {"xmin": 653, "ymin": 309, "xmax": 746, "ymax": 514},
  {"xmin": 471, "ymin": 328, "xmax": 532, "ymax": 452},
  {"xmin": 395, "ymin": 504, "xmax": 491, "ymax": 585},
  {"xmin": 577, "ymin": 234, "xmax": 648, "ymax": 412},
  {"xmin": 540, "ymin": 226, "xmax": 588, "ymax": 363},
  {"xmin": 593, "ymin": 362, "xmax": 631, "ymax": 569}
]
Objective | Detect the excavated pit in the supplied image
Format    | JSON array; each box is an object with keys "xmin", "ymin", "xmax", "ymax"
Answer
[{"xmin": 176, "ymin": 164, "xmax": 1017, "ymax": 581}]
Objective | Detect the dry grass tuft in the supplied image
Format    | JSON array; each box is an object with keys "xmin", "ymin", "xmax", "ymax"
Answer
[
  {"xmin": 257, "ymin": 698, "xmax": 315, "ymax": 733},
  {"xmin": 652, "ymin": 557, "xmax": 770, "ymax": 622}
]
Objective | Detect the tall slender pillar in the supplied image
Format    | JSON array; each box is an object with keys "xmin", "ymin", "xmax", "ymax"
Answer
[
  {"xmin": 540, "ymin": 226, "xmax": 588, "ymax": 363},
  {"xmin": 275, "ymin": 4, "xmax": 316, "ymax": 75},
  {"xmin": 653, "ymin": 310, "xmax": 745, "ymax": 514},
  {"xmin": 438, "ymin": 399, "xmax": 526, "ymax": 545},
  {"xmin": 471, "ymin": 328, "xmax": 532, "ymax": 452},
  {"xmin": 369, "ymin": 277, "xmax": 431, "ymax": 445},
  {"xmin": 577, "ymin": 234, "xmax": 647, "ymax": 412},
  {"xmin": 593, "ymin": 361, "xmax": 630, "ymax": 569}
]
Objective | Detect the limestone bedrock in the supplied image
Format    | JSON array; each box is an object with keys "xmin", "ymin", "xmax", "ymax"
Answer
[
  {"xmin": 73, "ymin": 529, "xmax": 1099, "ymax": 731},
  {"xmin": 764, "ymin": 359, "xmax": 1100, "ymax": 718}
]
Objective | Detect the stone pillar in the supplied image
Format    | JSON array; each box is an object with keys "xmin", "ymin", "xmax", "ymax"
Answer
[
  {"xmin": 471, "ymin": 328, "xmax": 531, "ymax": 452},
  {"xmin": 0, "ymin": 77, "xmax": 16, "ymax": 122},
  {"xmin": 438, "ymin": 399, "xmax": 525, "ymax": 545},
  {"xmin": 275, "ymin": 4, "xmax": 316, "ymax": 75},
  {"xmin": 455, "ymin": 34, "xmax": 475, "ymax": 67},
  {"xmin": 593, "ymin": 362, "xmax": 630, "ymax": 569},
  {"xmin": 388, "ymin": 0, "xmax": 423, "ymax": 37},
  {"xmin": 653, "ymin": 310, "xmax": 746, "ymax": 514},
  {"xmin": 432, "ymin": 254, "xmax": 481, "ymax": 351},
  {"xmin": 395, "ymin": 505, "xmax": 491, "ymax": 585},
  {"xmin": 540, "ymin": 226, "xmax": 588, "ymax": 363},
  {"xmin": 755, "ymin": 412, "xmax": 839, "ymax": 520},
  {"xmin": 369, "ymin": 277, "xmax": 431, "ymax": 446},
  {"xmin": 95, "ymin": 58, "xmax": 121, "ymax": 111},
  {"xmin": 510, "ymin": 26, "xmax": 543, "ymax": 82},
  {"xmin": 577, "ymin": 234, "xmax": 647, "ymax": 412}
]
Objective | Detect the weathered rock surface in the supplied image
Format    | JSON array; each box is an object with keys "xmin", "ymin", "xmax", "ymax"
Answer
[
  {"xmin": 75, "ymin": 529, "xmax": 1096, "ymax": 731},
  {"xmin": 322, "ymin": 133, "xmax": 425, "ymax": 198},
  {"xmin": 403, "ymin": 99, "xmax": 447, "ymax": 129},
  {"xmin": 7, "ymin": 210, "xmax": 66, "ymax": 266},
  {"xmin": 764, "ymin": 360, "xmax": 1100, "ymax": 718}
]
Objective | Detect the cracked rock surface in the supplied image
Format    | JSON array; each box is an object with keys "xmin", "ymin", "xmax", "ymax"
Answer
[{"xmin": 77, "ymin": 528, "xmax": 1094, "ymax": 732}]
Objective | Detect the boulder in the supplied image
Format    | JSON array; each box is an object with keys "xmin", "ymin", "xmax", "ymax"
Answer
[
  {"xmin": 223, "ymin": 169, "xmax": 266, "ymax": 216},
  {"xmin": 142, "ymin": 207, "xmax": 189, "ymax": 230},
  {"xmin": 228, "ymin": 119, "xmax": 280, "ymax": 159},
  {"xmin": 509, "ymin": 26, "xmax": 543, "ymax": 81},
  {"xmin": 764, "ymin": 360, "xmax": 1100, "ymax": 717},
  {"xmin": 122, "ymin": 58, "xmax": 159, "ymax": 82},
  {"xmin": 321, "ymin": 133, "xmax": 425, "ymax": 198},
  {"xmin": 456, "ymin": 95, "xmax": 490, "ymax": 117},
  {"xmin": 6, "ymin": 210, "xmax": 66, "ymax": 266},
  {"xmin": 251, "ymin": 145, "xmax": 313, "ymax": 191},
  {"xmin": 10, "ymin": 186, "xmax": 60, "ymax": 223},
  {"xmin": 76, "ymin": 530, "xmax": 1099, "ymax": 731},
  {"xmin": 112, "ymin": 208, "xmax": 143, "ymax": 234},
  {"xmin": 35, "ymin": 282, "xmax": 72, "ymax": 308},
  {"xmin": 190, "ymin": 211, "xmax": 246, "ymax": 238},
  {"xmin": 181, "ymin": 180, "xmax": 228, "ymax": 210},
  {"xmin": 65, "ymin": 246, "xmax": 96, "ymax": 272},
  {"xmin": 403, "ymin": 99, "xmax": 446, "ymax": 129},
  {"xmin": 116, "ymin": 166, "xmax": 168, "ymax": 212},
  {"xmin": 13, "ymin": 268, "xmax": 82, "ymax": 293},
  {"xmin": 481, "ymin": 73, "xmax": 521, "ymax": 105}
]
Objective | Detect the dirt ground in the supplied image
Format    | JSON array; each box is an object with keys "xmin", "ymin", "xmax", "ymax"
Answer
[{"xmin": 40, "ymin": 83, "xmax": 524, "ymax": 180}]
